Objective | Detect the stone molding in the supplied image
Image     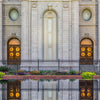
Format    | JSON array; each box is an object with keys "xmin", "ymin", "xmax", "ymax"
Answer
[
  {"xmin": 63, "ymin": 2, "xmax": 69, "ymax": 8},
  {"xmin": 21, "ymin": 0, "xmax": 29, "ymax": 1},
  {"xmin": 32, "ymin": 2, "xmax": 37, "ymax": 8}
]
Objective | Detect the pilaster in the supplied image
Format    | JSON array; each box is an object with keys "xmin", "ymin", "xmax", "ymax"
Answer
[
  {"xmin": 32, "ymin": 2, "xmax": 38, "ymax": 60},
  {"xmin": 98, "ymin": 0, "xmax": 100, "ymax": 69},
  {"xmin": 71, "ymin": 0, "xmax": 79, "ymax": 70},
  {"xmin": 71, "ymin": 80, "xmax": 79, "ymax": 100},
  {"xmin": 21, "ymin": 0, "xmax": 29, "ymax": 65},
  {"xmin": 21, "ymin": 80, "xmax": 29, "ymax": 100},
  {"xmin": 0, "ymin": 84, "xmax": 2, "ymax": 100},
  {"xmin": 63, "ymin": 2, "xmax": 69, "ymax": 60},
  {"xmin": 0, "ymin": 0, "xmax": 2, "ymax": 65}
]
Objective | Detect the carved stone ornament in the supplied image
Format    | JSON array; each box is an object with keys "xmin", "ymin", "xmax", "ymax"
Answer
[
  {"xmin": 63, "ymin": 2, "xmax": 68, "ymax": 8},
  {"xmin": 12, "ymin": 33, "xmax": 16, "ymax": 37},
  {"xmin": 32, "ymin": 2, "xmax": 37, "ymax": 8},
  {"xmin": 85, "ymin": 33, "xmax": 89, "ymax": 37},
  {"xmin": 48, "ymin": 4, "xmax": 52, "ymax": 11}
]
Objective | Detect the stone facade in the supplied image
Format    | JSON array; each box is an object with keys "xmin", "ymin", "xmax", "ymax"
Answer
[{"xmin": 0, "ymin": 0, "xmax": 100, "ymax": 100}]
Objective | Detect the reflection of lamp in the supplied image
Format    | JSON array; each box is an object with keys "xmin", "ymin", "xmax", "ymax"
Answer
[
  {"xmin": 10, "ymin": 88, "xmax": 13, "ymax": 92},
  {"xmin": 81, "ymin": 93, "xmax": 85, "ymax": 97},
  {"xmin": 81, "ymin": 88, "xmax": 85, "ymax": 92},
  {"xmin": 87, "ymin": 53, "xmax": 91, "ymax": 56},
  {"xmin": 16, "ymin": 88, "xmax": 20, "ymax": 92},
  {"xmin": 87, "ymin": 93, "xmax": 91, "ymax": 97},
  {"xmin": 87, "ymin": 88, "xmax": 91, "ymax": 92},
  {"xmin": 81, "ymin": 53, "xmax": 85, "ymax": 56},
  {"xmin": 9, "ymin": 93, "xmax": 14, "ymax": 97},
  {"xmin": 16, "ymin": 92, "xmax": 20, "ymax": 98}
]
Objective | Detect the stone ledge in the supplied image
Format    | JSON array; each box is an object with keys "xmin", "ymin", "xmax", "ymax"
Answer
[{"xmin": 2, "ymin": 75, "xmax": 82, "ymax": 80}]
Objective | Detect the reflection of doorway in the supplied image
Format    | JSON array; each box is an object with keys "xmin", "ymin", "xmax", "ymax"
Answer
[
  {"xmin": 80, "ymin": 80, "xmax": 93, "ymax": 100},
  {"xmin": 7, "ymin": 38, "xmax": 21, "ymax": 65},
  {"xmin": 80, "ymin": 38, "xmax": 93, "ymax": 65},
  {"xmin": 7, "ymin": 81, "xmax": 21, "ymax": 100}
]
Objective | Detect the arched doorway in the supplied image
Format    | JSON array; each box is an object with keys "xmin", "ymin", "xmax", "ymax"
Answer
[
  {"xmin": 80, "ymin": 38, "xmax": 93, "ymax": 65},
  {"xmin": 7, "ymin": 38, "xmax": 21, "ymax": 64}
]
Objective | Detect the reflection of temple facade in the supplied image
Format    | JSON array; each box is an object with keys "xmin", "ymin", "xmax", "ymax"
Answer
[{"xmin": 0, "ymin": 0, "xmax": 100, "ymax": 100}]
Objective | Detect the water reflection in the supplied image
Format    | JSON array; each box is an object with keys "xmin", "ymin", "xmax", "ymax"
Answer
[{"xmin": 0, "ymin": 79, "xmax": 97, "ymax": 100}]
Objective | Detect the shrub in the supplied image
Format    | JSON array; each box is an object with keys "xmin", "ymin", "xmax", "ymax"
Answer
[
  {"xmin": 0, "ymin": 80, "xmax": 8, "ymax": 84},
  {"xmin": 7, "ymin": 70, "xmax": 16, "ymax": 75},
  {"xmin": 70, "ymin": 79, "xmax": 76, "ymax": 82},
  {"xmin": 69, "ymin": 70, "xmax": 77, "ymax": 75},
  {"xmin": 81, "ymin": 72, "xmax": 96, "ymax": 80},
  {"xmin": 8, "ymin": 79, "xmax": 16, "ymax": 82},
  {"xmin": 0, "ymin": 72, "xmax": 5, "ymax": 80},
  {"xmin": 39, "ymin": 79, "xmax": 51, "ymax": 81},
  {"xmin": 0, "ymin": 67, "xmax": 11, "ymax": 72}
]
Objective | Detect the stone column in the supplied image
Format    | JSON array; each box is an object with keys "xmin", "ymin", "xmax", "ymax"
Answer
[
  {"xmin": 32, "ymin": 2, "xmax": 38, "ymax": 60},
  {"xmin": 61, "ymin": 80, "xmax": 69, "ymax": 100},
  {"xmin": 93, "ymin": 80, "xmax": 98, "ymax": 100},
  {"xmin": 71, "ymin": 80, "xmax": 79, "ymax": 100},
  {"xmin": 98, "ymin": 80, "xmax": 100, "ymax": 100},
  {"xmin": 97, "ymin": 79, "xmax": 100, "ymax": 100},
  {"xmin": 71, "ymin": 0, "xmax": 79, "ymax": 70},
  {"xmin": 98, "ymin": 0, "xmax": 100, "ymax": 70},
  {"xmin": 62, "ymin": 3, "xmax": 69, "ymax": 68},
  {"xmin": 0, "ymin": 84, "xmax": 2, "ymax": 100},
  {"xmin": 21, "ymin": 0, "xmax": 29, "ymax": 66},
  {"xmin": 63, "ymin": 3, "xmax": 69, "ymax": 60},
  {"xmin": 31, "ymin": 80, "xmax": 38, "ymax": 100},
  {"xmin": 21, "ymin": 80, "xmax": 29, "ymax": 100},
  {"xmin": 0, "ymin": 0, "xmax": 2, "ymax": 65},
  {"xmin": 2, "ymin": 84, "xmax": 7, "ymax": 100}
]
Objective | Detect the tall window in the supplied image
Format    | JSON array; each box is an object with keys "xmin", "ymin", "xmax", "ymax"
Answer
[
  {"xmin": 7, "ymin": 81, "xmax": 21, "ymax": 100},
  {"xmin": 44, "ymin": 11, "xmax": 57, "ymax": 60},
  {"xmin": 80, "ymin": 38, "xmax": 93, "ymax": 65},
  {"xmin": 80, "ymin": 80, "xmax": 93, "ymax": 100},
  {"xmin": 7, "ymin": 38, "xmax": 21, "ymax": 64},
  {"xmin": 43, "ymin": 83, "xmax": 57, "ymax": 100}
]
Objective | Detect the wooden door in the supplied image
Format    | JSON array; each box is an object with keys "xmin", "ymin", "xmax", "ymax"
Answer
[
  {"xmin": 80, "ymin": 38, "xmax": 93, "ymax": 65},
  {"xmin": 7, "ymin": 38, "xmax": 21, "ymax": 65}
]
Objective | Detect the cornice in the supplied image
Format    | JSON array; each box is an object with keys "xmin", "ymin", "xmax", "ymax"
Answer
[
  {"xmin": 21, "ymin": 0, "xmax": 28, "ymax": 1},
  {"xmin": 72, "ymin": 0, "xmax": 79, "ymax": 2}
]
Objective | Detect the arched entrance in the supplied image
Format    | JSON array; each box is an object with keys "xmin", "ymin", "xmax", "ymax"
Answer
[
  {"xmin": 80, "ymin": 38, "xmax": 93, "ymax": 65},
  {"xmin": 7, "ymin": 38, "xmax": 21, "ymax": 64}
]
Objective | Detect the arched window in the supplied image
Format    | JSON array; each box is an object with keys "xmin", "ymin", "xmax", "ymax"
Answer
[
  {"xmin": 80, "ymin": 38, "xmax": 93, "ymax": 65},
  {"xmin": 7, "ymin": 38, "xmax": 21, "ymax": 64},
  {"xmin": 44, "ymin": 11, "xmax": 57, "ymax": 60}
]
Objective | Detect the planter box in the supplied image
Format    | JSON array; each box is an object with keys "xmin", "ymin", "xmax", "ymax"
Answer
[
  {"xmin": 2, "ymin": 75, "xmax": 82, "ymax": 80},
  {"xmin": 93, "ymin": 75, "xmax": 100, "ymax": 79}
]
